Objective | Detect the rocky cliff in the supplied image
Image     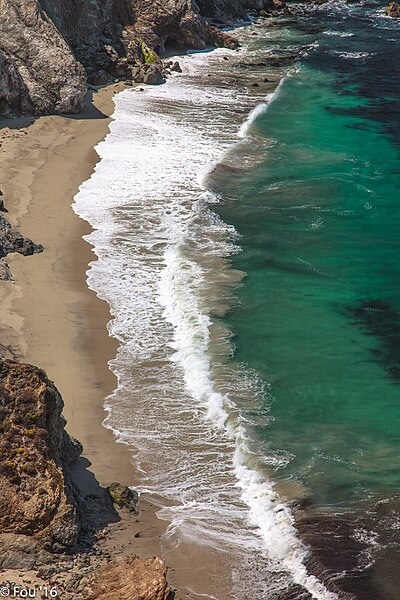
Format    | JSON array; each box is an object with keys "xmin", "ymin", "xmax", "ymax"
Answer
[
  {"xmin": 0, "ymin": 360, "xmax": 82, "ymax": 551},
  {"xmin": 0, "ymin": 0, "xmax": 270, "ymax": 117}
]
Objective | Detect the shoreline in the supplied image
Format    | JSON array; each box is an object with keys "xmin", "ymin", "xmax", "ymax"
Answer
[{"xmin": 0, "ymin": 83, "xmax": 174, "ymax": 585}]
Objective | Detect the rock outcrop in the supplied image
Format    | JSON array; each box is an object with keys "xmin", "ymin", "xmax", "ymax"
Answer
[
  {"xmin": 107, "ymin": 482, "xmax": 139, "ymax": 513},
  {"xmin": 386, "ymin": 1, "xmax": 400, "ymax": 16},
  {"xmin": 0, "ymin": 0, "xmax": 275, "ymax": 117},
  {"xmin": 0, "ymin": 0, "xmax": 86, "ymax": 115},
  {"xmin": 0, "ymin": 360, "xmax": 82, "ymax": 552},
  {"xmin": 0, "ymin": 359, "xmax": 173, "ymax": 598},
  {"xmin": 0, "ymin": 213, "xmax": 43, "ymax": 280},
  {"xmin": 87, "ymin": 555, "xmax": 174, "ymax": 600}
]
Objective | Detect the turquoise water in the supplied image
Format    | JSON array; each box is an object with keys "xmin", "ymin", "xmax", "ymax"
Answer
[{"xmin": 215, "ymin": 6, "xmax": 400, "ymax": 509}]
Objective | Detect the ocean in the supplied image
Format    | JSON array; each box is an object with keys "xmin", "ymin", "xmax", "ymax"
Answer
[{"xmin": 73, "ymin": 2, "xmax": 400, "ymax": 598}]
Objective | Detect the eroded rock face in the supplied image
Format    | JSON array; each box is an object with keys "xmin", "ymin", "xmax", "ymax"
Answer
[
  {"xmin": 0, "ymin": 360, "xmax": 83, "ymax": 552},
  {"xmin": 0, "ymin": 0, "xmax": 87, "ymax": 116},
  {"xmin": 0, "ymin": 0, "xmax": 267, "ymax": 116},
  {"xmin": 0, "ymin": 51, "xmax": 33, "ymax": 116},
  {"xmin": 87, "ymin": 555, "xmax": 174, "ymax": 600}
]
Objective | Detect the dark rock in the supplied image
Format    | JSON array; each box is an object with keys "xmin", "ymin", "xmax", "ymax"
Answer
[
  {"xmin": 87, "ymin": 70, "xmax": 110, "ymax": 86},
  {"xmin": 0, "ymin": 213, "xmax": 43, "ymax": 280},
  {"xmin": 0, "ymin": 259, "xmax": 13, "ymax": 281},
  {"xmin": 107, "ymin": 483, "xmax": 139, "ymax": 513},
  {"xmin": 143, "ymin": 65, "xmax": 164, "ymax": 85},
  {"xmin": 261, "ymin": 0, "xmax": 290, "ymax": 14},
  {"xmin": 170, "ymin": 61, "xmax": 182, "ymax": 73}
]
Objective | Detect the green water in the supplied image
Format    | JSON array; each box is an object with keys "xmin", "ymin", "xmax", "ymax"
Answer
[{"xmin": 217, "ymin": 58, "xmax": 400, "ymax": 508}]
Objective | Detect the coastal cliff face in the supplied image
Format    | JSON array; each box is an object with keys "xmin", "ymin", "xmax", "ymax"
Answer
[
  {"xmin": 0, "ymin": 0, "xmax": 268, "ymax": 116},
  {"xmin": 0, "ymin": 360, "xmax": 82, "ymax": 552},
  {"xmin": 0, "ymin": 0, "xmax": 87, "ymax": 115}
]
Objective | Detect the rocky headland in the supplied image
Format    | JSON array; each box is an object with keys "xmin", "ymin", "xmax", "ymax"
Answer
[{"xmin": 0, "ymin": 0, "xmax": 287, "ymax": 117}]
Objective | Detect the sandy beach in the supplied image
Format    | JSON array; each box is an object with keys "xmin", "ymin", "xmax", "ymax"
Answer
[
  {"xmin": 0, "ymin": 79, "xmax": 243, "ymax": 600},
  {"xmin": 0, "ymin": 84, "xmax": 136, "ymax": 484},
  {"xmin": 0, "ymin": 83, "xmax": 178, "ymax": 584}
]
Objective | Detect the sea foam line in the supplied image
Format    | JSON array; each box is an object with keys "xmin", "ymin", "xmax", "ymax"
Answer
[
  {"xmin": 157, "ymin": 73, "xmax": 337, "ymax": 600},
  {"xmin": 237, "ymin": 72, "xmax": 289, "ymax": 139}
]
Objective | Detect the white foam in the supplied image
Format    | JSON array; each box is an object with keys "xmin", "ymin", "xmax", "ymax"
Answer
[
  {"xmin": 237, "ymin": 73, "xmax": 289, "ymax": 139},
  {"xmin": 323, "ymin": 30, "xmax": 354, "ymax": 37}
]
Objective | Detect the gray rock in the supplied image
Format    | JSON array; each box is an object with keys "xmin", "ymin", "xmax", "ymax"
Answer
[
  {"xmin": 87, "ymin": 70, "xmax": 110, "ymax": 86},
  {"xmin": 0, "ymin": 213, "xmax": 43, "ymax": 280},
  {"xmin": 0, "ymin": 0, "xmax": 267, "ymax": 116},
  {"xmin": 0, "ymin": 0, "xmax": 86, "ymax": 116},
  {"xmin": 143, "ymin": 66, "xmax": 165, "ymax": 85}
]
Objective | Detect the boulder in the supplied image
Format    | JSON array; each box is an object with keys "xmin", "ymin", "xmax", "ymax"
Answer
[
  {"xmin": 386, "ymin": 1, "xmax": 400, "ymax": 16},
  {"xmin": 0, "ymin": 213, "xmax": 43, "ymax": 280},
  {"xmin": 107, "ymin": 482, "xmax": 139, "ymax": 513},
  {"xmin": 87, "ymin": 555, "xmax": 174, "ymax": 600},
  {"xmin": 143, "ymin": 66, "xmax": 165, "ymax": 85},
  {"xmin": 171, "ymin": 61, "xmax": 182, "ymax": 73}
]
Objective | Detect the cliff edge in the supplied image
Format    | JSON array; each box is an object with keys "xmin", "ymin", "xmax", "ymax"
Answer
[{"xmin": 0, "ymin": 360, "xmax": 83, "ymax": 551}]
